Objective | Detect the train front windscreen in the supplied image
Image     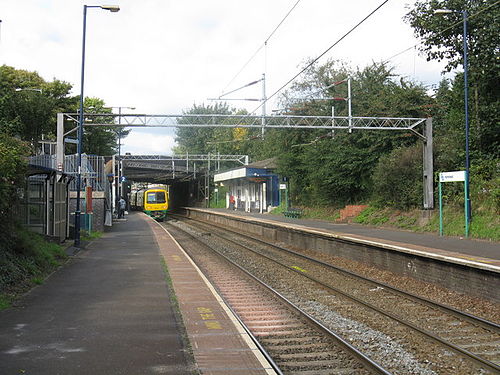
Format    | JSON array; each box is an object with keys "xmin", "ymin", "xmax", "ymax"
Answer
[{"xmin": 147, "ymin": 191, "xmax": 166, "ymax": 204}]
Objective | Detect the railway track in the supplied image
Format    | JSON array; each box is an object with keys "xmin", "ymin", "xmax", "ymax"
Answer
[
  {"xmin": 164, "ymin": 221, "xmax": 392, "ymax": 375},
  {"xmin": 166, "ymin": 214, "xmax": 500, "ymax": 374}
]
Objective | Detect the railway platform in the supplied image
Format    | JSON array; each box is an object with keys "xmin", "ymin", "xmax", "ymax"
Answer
[
  {"xmin": 200, "ymin": 208, "xmax": 500, "ymax": 266},
  {"xmin": 0, "ymin": 212, "xmax": 275, "ymax": 375},
  {"xmin": 183, "ymin": 208, "xmax": 499, "ymax": 302}
]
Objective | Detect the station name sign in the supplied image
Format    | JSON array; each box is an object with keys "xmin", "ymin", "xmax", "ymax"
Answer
[{"xmin": 439, "ymin": 171, "xmax": 465, "ymax": 183}]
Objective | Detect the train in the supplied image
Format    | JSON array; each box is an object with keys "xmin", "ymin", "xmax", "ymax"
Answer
[{"xmin": 130, "ymin": 186, "xmax": 169, "ymax": 221}]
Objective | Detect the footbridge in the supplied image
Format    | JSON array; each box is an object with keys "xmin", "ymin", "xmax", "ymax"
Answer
[{"xmin": 120, "ymin": 154, "xmax": 249, "ymax": 184}]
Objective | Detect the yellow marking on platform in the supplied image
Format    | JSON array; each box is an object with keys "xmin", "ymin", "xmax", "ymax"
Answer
[
  {"xmin": 197, "ymin": 307, "xmax": 222, "ymax": 329},
  {"xmin": 455, "ymin": 256, "xmax": 495, "ymax": 264},
  {"xmin": 205, "ymin": 321, "xmax": 223, "ymax": 329},
  {"xmin": 172, "ymin": 255, "xmax": 182, "ymax": 262},
  {"xmin": 200, "ymin": 313, "xmax": 216, "ymax": 320},
  {"xmin": 291, "ymin": 266, "xmax": 307, "ymax": 273}
]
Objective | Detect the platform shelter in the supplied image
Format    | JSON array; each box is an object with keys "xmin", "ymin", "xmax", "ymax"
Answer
[
  {"xmin": 20, "ymin": 165, "xmax": 73, "ymax": 242},
  {"xmin": 214, "ymin": 158, "xmax": 279, "ymax": 213}
]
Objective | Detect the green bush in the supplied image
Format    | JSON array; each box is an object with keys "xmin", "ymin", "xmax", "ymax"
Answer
[
  {"xmin": 371, "ymin": 145, "xmax": 423, "ymax": 210},
  {"xmin": 469, "ymin": 158, "xmax": 500, "ymax": 211},
  {"xmin": 0, "ymin": 133, "xmax": 29, "ymax": 240},
  {"xmin": 209, "ymin": 185, "xmax": 228, "ymax": 208}
]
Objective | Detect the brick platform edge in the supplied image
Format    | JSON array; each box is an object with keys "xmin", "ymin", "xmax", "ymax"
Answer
[
  {"xmin": 337, "ymin": 205, "xmax": 368, "ymax": 223},
  {"xmin": 146, "ymin": 216, "xmax": 276, "ymax": 375}
]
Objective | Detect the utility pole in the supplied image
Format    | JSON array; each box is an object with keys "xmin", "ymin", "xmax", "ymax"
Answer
[{"xmin": 261, "ymin": 73, "xmax": 267, "ymax": 137}]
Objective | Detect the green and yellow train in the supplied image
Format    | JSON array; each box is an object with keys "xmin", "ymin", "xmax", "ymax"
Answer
[{"xmin": 130, "ymin": 187, "xmax": 169, "ymax": 221}]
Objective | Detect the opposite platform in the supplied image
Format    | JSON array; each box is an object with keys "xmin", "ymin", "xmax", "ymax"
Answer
[{"xmin": 194, "ymin": 208, "xmax": 500, "ymax": 270}]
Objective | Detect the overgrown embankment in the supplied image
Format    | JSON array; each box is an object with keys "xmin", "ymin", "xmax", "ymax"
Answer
[
  {"xmin": 270, "ymin": 201, "xmax": 499, "ymax": 242},
  {"xmin": 353, "ymin": 206, "xmax": 499, "ymax": 241},
  {"xmin": 0, "ymin": 228, "xmax": 67, "ymax": 310}
]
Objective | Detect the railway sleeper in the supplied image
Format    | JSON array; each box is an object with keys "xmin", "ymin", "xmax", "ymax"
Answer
[
  {"xmin": 453, "ymin": 336, "xmax": 500, "ymax": 345},
  {"xmin": 252, "ymin": 328, "xmax": 311, "ymax": 336},
  {"xmin": 437, "ymin": 330, "xmax": 496, "ymax": 339},
  {"xmin": 246, "ymin": 322, "xmax": 305, "ymax": 330},
  {"xmin": 266, "ymin": 343, "xmax": 336, "ymax": 354},
  {"xmin": 287, "ymin": 369, "xmax": 368, "ymax": 375},
  {"xmin": 259, "ymin": 336, "xmax": 330, "ymax": 346},
  {"xmin": 280, "ymin": 360, "xmax": 366, "ymax": 373}
]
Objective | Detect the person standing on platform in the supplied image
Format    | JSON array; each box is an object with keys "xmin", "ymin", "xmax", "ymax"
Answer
[{"xmin": 118, "ymin": 197, "xmax": 126, "ymax": 219}]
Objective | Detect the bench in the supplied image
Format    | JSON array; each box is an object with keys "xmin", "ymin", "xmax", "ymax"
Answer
[{"xmin": 283, "ymin": 208, "xmax": 303, "ymax": 219}]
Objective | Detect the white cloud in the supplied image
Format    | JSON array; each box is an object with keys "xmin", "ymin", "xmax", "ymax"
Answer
[{"xmin": 121, "ymin": 131, "xmax": 176, "ymax": 155}]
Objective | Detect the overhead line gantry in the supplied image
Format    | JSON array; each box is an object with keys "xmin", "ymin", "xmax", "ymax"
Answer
[{"xmin": 57, "ymin": 112, "xmax": 433, "ymax": 209}]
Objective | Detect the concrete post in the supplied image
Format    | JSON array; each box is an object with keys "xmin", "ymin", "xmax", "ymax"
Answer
[{"xmin": 423, "ymin": 118, "xmax": 434, "ymax": 209}]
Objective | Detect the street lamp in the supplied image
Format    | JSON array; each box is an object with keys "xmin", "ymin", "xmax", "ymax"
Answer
[
  {"xmin": 434, "ymin": 8, "xmax": 471, "ymax": 235},
  {"xmin": 75, "ymin": 4, "xmax": 120, "ymax": 247}
]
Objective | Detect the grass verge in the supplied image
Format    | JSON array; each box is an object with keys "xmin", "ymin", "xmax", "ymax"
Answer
[
  {"xmin": 271, "ymin": 202, "xmax": 498, "ymax": 241},
  {"xmin": 81, "ymin": 231, "xmax": 103, "ymax": 242},
  {"xmin": 0, "ymin": 228, "xmax": 68, "ymax": 310},
  {"xmin": 354, "ymin": 205, "xmax": 499, "ymax": 241}
]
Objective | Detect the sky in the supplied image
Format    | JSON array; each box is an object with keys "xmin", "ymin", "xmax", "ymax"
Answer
[{"xmin": 0, "ymin": 0, "xmax": 450, "ymax": 155}]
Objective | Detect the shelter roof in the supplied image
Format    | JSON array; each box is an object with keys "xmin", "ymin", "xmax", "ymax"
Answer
[{"xmin": 27, "ymin": 164, "xmax": 72, "ymax": 179}]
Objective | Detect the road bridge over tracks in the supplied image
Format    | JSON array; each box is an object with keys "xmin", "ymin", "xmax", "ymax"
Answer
[
  {"xmin": 117, "ymin": 154, "xmax": 249, "ymax": 209},
  {"xmin": 120, "ymin": 154, "xmax": 249, "ymax": 184}
]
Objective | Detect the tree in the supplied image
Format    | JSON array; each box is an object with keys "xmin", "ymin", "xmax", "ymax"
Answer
[
  {"xmin": 270, "ymin": 60, "xmax": 432, "ymax": 207},
  {"xmin": 0, "ymin": 65, "xmax": 76, "ymax": 152},
  {"xmin": 405, "ymin": 0, "xmax": 500, "ymax": 158},
  {"xmin": 174, "ymin": 102, "xmax": 257, "ymax": 158},
  {"xmin": 79, "ymin": 97, "xmax": 129, "ymax": 156}
]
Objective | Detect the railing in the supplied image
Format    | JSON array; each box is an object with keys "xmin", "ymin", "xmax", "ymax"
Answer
[{"xmin": 29, "ymin": 154, "xmax": 106, "ymax": 191}]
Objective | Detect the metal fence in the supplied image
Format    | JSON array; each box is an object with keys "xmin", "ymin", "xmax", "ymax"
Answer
[{"xmin": 29, "ymin": 154, "xmax": 106, "ymax": 191}]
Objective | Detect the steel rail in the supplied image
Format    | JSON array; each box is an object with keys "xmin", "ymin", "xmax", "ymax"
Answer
[
  {"xmin": 165, "ymin": 220, "xmax": 394, "ymax": 375},
  {"xmin": 174, "ymin": 214, "xmax": 500, "ymax": 373}
]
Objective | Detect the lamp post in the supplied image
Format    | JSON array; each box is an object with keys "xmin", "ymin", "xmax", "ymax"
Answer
[
  {"xmin": 434, "ymin": 8, "xmax": 471, "ymax": 235},
  {"xmin": 75, "ymin": 4, "xmax": 120, "ymax": 247}
]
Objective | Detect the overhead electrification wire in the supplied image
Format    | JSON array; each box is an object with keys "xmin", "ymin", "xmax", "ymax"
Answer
[
  {"xmin": 248, "ymin": 0, "xmax": 389, "ymax": 116},
  {"xmin": 221, "ymin": 0, "xmax": 302, "ymax": 93},
  {"xmin": 219, "ymin": 79, "xmax": 262, "ymax": 99}
]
